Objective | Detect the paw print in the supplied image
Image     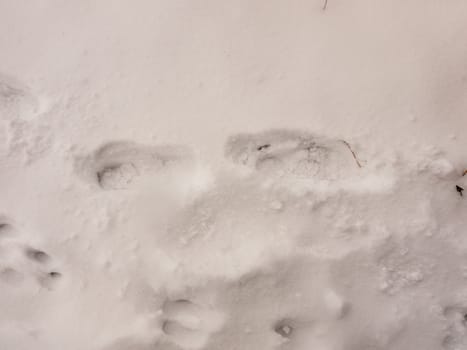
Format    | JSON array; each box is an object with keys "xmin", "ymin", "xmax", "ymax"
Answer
[
  {"xmin": 0, "ymin": 218, "xmax": 63, "ymax": 290},
  {"xmin": 161, "ymin": 299, "xmax": 224, "ymax": 349},
  {"xmin": 272, "ymin": 318, "xmax": 315, "ymax": 350}
]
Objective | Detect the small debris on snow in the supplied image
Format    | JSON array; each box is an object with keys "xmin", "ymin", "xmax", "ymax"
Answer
[{"xmin": 257, "ymin": 144, "xmax": 271, "ymax": 151}]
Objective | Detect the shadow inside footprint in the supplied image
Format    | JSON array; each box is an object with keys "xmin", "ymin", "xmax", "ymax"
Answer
[{"xmin": 97, "ymin": 163, "xmax": 139, "ymax": 190}]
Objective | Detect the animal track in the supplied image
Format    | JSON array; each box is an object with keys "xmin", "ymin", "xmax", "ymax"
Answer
[
  {"xmin": 77, "ymin": 141, "xmax": 193, "ymax": 190},
  {"xmin": 272, "ymin": 317, "xmax": 316, "ymax": 350},
  {"xmin": 225, "ymin": 129, "xmax": 360, "ymax": 179},
  {"xmin": 274, "ymin": 319, "xmax": 295, "ymax": 339},
  {"xmin": 0, "ymin": 218, "xmax": 63, "ymax": 290},
  {"xmin": 161, "ymin": 299, "xmax": 224, "ymax": 349}
]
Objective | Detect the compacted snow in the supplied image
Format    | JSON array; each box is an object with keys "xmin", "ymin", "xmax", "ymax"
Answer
[{"xmin": 1, "ymin": 1, "xmax": 467, "ymax": 349}]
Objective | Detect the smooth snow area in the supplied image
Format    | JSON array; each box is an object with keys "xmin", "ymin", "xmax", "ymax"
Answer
[{"xmin": 1, "ymin": 1, "xmax": 467, "ymax": 349}]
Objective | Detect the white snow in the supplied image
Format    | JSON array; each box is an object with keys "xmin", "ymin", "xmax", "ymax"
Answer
[{"xmin": 1, "ymin": 1, "xmax": 467, "ymax": 349}]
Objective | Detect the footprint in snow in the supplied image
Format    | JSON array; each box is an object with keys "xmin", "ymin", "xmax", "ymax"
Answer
[
  {"xmin": 225, "ymin": 129, "xmax": 361, "ymax": 179},
  {"xmin": 161, "ymin": 299, "xmax": 224, "ymax": 349},
  {"xmin": 76, "ymin": 141, "xmax": 194, "ymax": 190}
]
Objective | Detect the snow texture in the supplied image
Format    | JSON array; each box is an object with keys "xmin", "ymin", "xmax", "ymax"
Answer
[{"xmin": 1, "ymin": 1, "xmax": 467, "ymax": 350}]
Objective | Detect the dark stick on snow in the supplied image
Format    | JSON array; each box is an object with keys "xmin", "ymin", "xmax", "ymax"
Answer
[
  {"xmin": 341, "ymin": 140, "xmax": 362, "ymax": 168},
  {"xmin": 257, "ymin": 144, "xmax": 271, "ymax": 151},
  {"xmin": 456, "ymin": 185, "xmax": 464, "ymax": 197}
]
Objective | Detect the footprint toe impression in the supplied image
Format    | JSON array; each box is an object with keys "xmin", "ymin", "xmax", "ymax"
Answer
[
  {"xmin": 225, "ymin": 129, "xmax": 360, "ymax": 180},
  {"xmin": 161, "ymin": 299, "xmax": 224, "ymax": 349}
]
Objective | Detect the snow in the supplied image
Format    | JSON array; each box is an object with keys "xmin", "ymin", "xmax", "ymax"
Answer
[{"xmin": 1, "ymin": 1, "xmax": 467, "ymax": 349}]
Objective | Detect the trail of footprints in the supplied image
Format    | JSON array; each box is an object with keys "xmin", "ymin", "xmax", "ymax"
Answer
[
  {"xmin": 157, "ymin": 296, "xmax": 331, "ymax": 350},
  {"xmin": 0, "ymin": 75, "xmax": 461, "ymax": 349},
  {"xmin": 3, "ymin": 131, "xmax": 466, "ymax": 349},
  {"xmin": 76, "ymin": 130, "xmax": 365, "ymax": 191},
  {"xmin": 105, "ymin": 300, "xmax": 318, "ymax": 350},
  {"xmin": 79, "ymin": 129, "xmax": 361, "ymax": 192},
  {"xmin": 0, "ymin": 220, "xmax": 62, "ymax": 290}
]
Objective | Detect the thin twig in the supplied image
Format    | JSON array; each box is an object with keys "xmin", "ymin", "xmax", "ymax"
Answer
[
  {"xmin": 323, "ymin": 0, "xmax": 328, "ymax": 10},
  {"xmin": 341, "ymin": 140, "xmax": 362, "ymax": 168}
]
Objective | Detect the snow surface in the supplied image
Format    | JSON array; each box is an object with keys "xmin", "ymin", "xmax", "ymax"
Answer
[{"xmin": 1, "ymin": 1, "xmax": 467, "ymax": 349}]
